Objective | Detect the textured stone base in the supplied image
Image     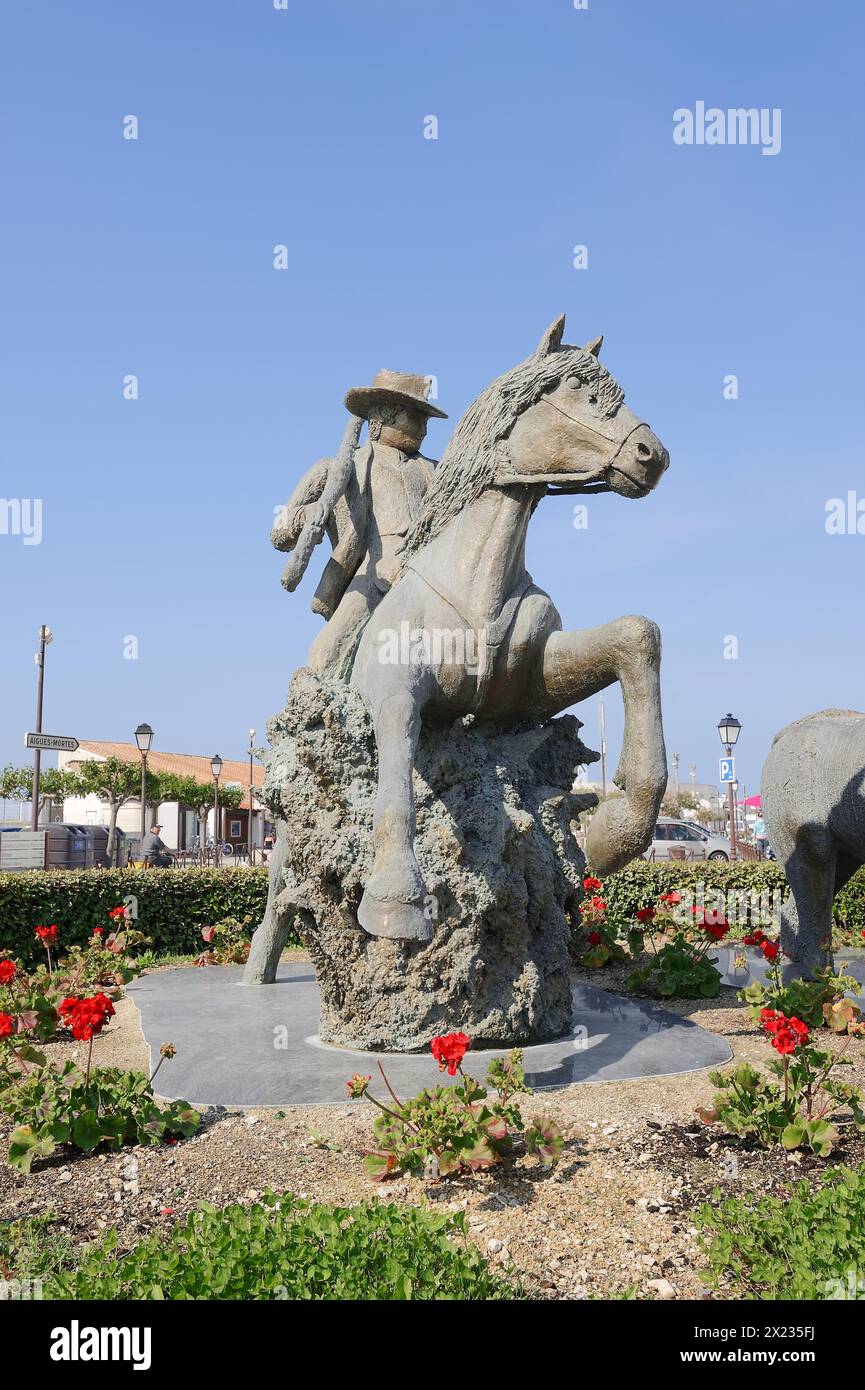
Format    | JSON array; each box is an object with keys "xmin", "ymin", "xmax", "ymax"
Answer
[{"xmin": 257, "ymin": 668, "xmax": 598, "ymax": 1051}]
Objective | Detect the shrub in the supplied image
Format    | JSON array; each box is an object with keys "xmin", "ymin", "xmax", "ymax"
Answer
[
  {"xmin": 600, "ymin": 860, "xmax": 865, "ymax": 942},
  {"xmin": 0, "ymin": 869, "xmax": 298, "ymax": 965},
  {"xmin": 697, "ymin": 1166, "xmax": 865, "ymax": 1299},
  {"xmin": 41, "ymin": 1194, "xmax": 515, "ymax": 1300}
]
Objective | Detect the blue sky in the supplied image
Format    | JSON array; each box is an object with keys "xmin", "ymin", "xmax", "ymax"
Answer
[{"xmin": 1, "ymin": 0, "xmax": 863, "ymax": 797}]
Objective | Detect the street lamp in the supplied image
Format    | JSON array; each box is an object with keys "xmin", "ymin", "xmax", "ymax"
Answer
[
  {"xmin": 211, "ymin": 754, "xmax": 223, "ymax": 867},
  {"xmin": 134, "ymin": 723, "xmax": 154, "ymax": 843},
  {"xmin": 247, "ymin": 729, "xmax": 256, "ymax": 865},
  {"xmin": 30, "ymin": 625, "xmax": 53, "ymax": 831},
  {"xmin": 717, "ymin": 713, "xmax": 742, "ymax": 861}
]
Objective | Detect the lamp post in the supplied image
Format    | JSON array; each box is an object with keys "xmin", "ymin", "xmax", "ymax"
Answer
[
  {"xmin": 134, "ymin": 723, "xmax": 154, "ymax": 843},
  {"xmin": 211, "ymin": 754, "xmax": 223, "ymax": 867},
  {"xmin": 30, "ymin": 624, "xmax": 53, "ymax": 831},
  {"xmin": 717, "ymin": 713, "xmax": 742, "ymax": 862},
  {"xmin": 247, "ymin": 729, "xmax": 256, "ymax": 865}
]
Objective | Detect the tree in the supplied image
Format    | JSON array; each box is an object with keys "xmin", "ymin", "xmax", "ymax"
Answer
[
  {"xmin": 661, "ymin": 789, "xmax": 700, "ymax": 820},
  {"xmin": 0, "ymin": 765, "xmax": 84, "ymax": 821},
  {"xmin": 74, "ymin": 757, "xmax": 157, "ymax": 861},
  {"xmin": 0, "ymin": 765, "xmax": 30, "ymax": 809},
  {"xmin": 154, "ymin": 774, "xmax": 242, "ymax": 859}
]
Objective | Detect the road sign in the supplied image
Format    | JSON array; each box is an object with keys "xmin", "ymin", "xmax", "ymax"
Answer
[
  {"xmin": 25, "ymin": 733, "xmax": 79, "ymax": 752},
  {"xmin": 719, "ymin": 756, "xmax": 736, "ymax": 784}
]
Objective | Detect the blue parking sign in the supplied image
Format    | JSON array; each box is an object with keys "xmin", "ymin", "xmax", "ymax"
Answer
[{"xmin": 719, "ymin": 756, "xmax": 736, "ymax": 784}]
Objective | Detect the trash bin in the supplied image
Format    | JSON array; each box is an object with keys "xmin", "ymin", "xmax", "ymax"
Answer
[
  {"xmin": 73, "ymin": 826, "xmax": 113, "ymax": 868},
  {"xmin": 45, "ymin": 825, "xmax": 88, "ymax": 870}
]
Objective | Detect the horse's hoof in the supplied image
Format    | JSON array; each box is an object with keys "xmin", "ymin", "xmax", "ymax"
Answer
[{"xmin": 358, "ymin": 892, "xmax": 434, "ymax": 943}]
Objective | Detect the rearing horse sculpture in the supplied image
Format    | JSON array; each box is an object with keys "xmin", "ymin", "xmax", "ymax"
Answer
[{"xmin": 351, "ymin": 314, "xmax": 670, "ymax": 942}]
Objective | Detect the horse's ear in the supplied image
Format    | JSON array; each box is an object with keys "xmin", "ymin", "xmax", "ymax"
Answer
[
  {"xmin": 583, "ymin": 334, "xmax": 604, "ymax": 359},
  {"xmin": 536, "ymin": 314, "xmax": 566, "ymax": 357}
]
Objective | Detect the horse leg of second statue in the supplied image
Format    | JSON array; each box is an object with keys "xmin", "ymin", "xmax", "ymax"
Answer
[
  {"xmin": 357, "ymin": 670, "xmax": 434, "ymax": 943},
  {"xmin": 541, "ymin": 615, "xmax": 666, "ymax": 873}
]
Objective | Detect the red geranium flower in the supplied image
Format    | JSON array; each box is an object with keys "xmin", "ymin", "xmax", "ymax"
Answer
[
  {"xmin": 704, "ymin": 923, "xmax": 730, "ymax": 942},
  {"xmin": 588, "ymin": 896, "xmax": 606, "ymax": 912},
  {"xmin": 635, "ymin": 907, "xmax": 655, "ymax": 924},
  {"xmin": 92, "ymin": 927, "xmax": 104, "ymax": 937},
  {"xmin": 108, "ymin": 905, "xmax": 128, "ymax": 921},
  {"xmin": 57, "ymin": 992, "xmax": 115, "ymax": 1042},
  {"xmin": 35, "ymin": 924, "xmax": 58, "ymax": 944},
  {"xmin": 430, "ymin": 1032, "xmax": 471, "ymax": 1076},
  {"xmin": 583, "ymin": 876, "xmax": 602, "ymax": 892},
  {"xmin": 761, "ymin": 1009, "xmax": 808, "ymax": 1055},
  {"xmin": 658, "ymin": 892, "xmax": 681, "ymax": 906},
  {"xmin": 587, "ymin": 931, "xmax": 602, "ymax": 946},
  {"xmin": 742, "ymin": 930, "xmax": 765, "ymax": 946},
  {"xmin": 760, "ymin": 940, "xmax": 780, "ymax": 961},
  {"xmin": 0, "ymin": 1012, "xmax": 13, "ymax": 1038},
  {"xmin": 0, "ymin": 961, "xmax": 16, "ymax": 985}
]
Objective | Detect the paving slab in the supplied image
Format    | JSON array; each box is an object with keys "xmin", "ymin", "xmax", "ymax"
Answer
[
  {"xmin": 717, "ymin": 946, "xmax": 865, "ymax": 995},
  {"xmin": 127, "ymin": 963, "xmax": 732, "ymax": 1108}
]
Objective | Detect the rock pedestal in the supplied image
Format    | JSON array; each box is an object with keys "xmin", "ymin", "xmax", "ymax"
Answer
[{"xmin": 251, "ymin": 668, "xmax": 597, "ymax": 1051}]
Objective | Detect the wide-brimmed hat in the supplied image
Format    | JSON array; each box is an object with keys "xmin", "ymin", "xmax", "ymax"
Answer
[{"xmin": 344, "ymin": 369, "xmax": 447, "ymax": 421}]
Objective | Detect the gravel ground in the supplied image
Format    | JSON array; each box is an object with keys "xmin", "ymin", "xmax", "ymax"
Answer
[{"xmin": 2, "ymin": 958, "xmax": 864, "ymax": 1301}]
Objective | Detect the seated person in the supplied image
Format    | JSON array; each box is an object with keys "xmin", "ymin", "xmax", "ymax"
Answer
[{"xmin": 140, "ymin": 823, "xmax": 172, "ymax": 868}]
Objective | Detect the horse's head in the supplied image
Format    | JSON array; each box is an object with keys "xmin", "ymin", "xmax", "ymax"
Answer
[
  {"xmin": 501, "ymin": 315, "xmax": 669, "ymax": 498},
  {"xmin": 399, "ymin": 314, "xmax": 670, "ymax": 566}
]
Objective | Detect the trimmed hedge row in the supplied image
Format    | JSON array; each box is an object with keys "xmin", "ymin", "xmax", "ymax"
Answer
[
  {"xmin": 3, "ymin": 861, "xmax": 865, "ymax": 962},
  {"xmin": 601, "ymin": 861, "xmax": 865, "ymax": 940},
  {"xmin": 0, "ymin": 868, "xmax": 299, "ymax": 965}
]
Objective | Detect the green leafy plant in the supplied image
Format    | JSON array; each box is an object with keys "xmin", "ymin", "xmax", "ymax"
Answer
[
  {"xmin": 0, "ymin": 1053, "xmax": 198, "ymax": 1171},
  {"xmin": 36, "ymin": 1194, "xmax": 514, "ymax": 1301},
  {"xmin": 697, "ymin": 1166, "xmax": 865, "ymax": 1299},
  {"xmin": 196, "ymin": 915, "xmax": 252, "ymax": 966},
  {"xmin": 349, "ymin": 1035, "xmax": 563, "ymax": 1181},
  {"xmin": 577, "ymin": 875, "xmax": 637, "ymax": 967},
  {"xmin": 738, "ymin": 947, "xmax": 863, "ymax": 1035},
  {"xmin": 700, "ymin": 1014, "xmax": 865, "ymax": 1156},
  {"xmin": 0, "ymin": 907, "xmax": 149, "ymax": 1045},
  {"xmin": 626, "ymin": 894, "xmax": 727, "ymax": 998}
]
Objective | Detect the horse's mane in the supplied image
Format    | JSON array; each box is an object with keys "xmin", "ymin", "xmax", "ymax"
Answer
[{"xmin": 399, "ymin": 336, "xmax": 624, "ymax": 566}]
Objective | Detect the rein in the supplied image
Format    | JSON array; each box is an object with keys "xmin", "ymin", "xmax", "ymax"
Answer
[{"xmin": 495, "ymin": 396, "xmax": 647, "ymax": 490}]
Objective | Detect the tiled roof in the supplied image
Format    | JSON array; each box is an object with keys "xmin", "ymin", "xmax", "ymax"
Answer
[{"xmin": 69, "ymin": 742, "xmax": 264, "ymax": 810}]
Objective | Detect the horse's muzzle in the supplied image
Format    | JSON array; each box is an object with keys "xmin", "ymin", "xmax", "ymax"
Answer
[{"xmin": 607, "ymin": 424, "xmax": 669, "ymax": 497}]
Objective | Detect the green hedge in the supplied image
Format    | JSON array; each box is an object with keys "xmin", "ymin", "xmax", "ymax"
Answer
[
  {"xmin": 0, "ymin": 868, "xmax": 297, "ymax": 965},
  {"xmin": 601, "ymin": 861, "xmax": 865, "ymax": 941}
]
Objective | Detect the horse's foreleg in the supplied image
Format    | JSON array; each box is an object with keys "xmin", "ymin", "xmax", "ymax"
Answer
[
  {"xmin": 539, "ymin": 616, "xmax": 666, "ymax": 873},
  {"xmin": 358, "ymin": 682, "xmax": 433, "ymax": 943}
]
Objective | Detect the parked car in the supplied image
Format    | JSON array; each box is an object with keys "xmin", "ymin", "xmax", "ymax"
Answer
[{"xmin": 644, "ymin": 818, "xmax": 730, "ymax": 862}]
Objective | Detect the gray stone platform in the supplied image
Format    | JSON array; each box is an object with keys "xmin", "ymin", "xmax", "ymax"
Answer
[
  {"xmin": 127, "ymin": 963, "xmax": 731, "ymax": 1108},
  {"xmin": 717, "ymin": 946, "xmax": 865, "ymax": 995}
]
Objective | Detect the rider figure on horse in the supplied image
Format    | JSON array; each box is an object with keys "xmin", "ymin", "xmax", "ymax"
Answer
[{"xmin": 272, "ymin": 369, "xmax": 447, "ymax": 682}]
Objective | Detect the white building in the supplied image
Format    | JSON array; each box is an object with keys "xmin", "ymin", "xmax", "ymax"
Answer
[{"xmin": 57, "ymin": 741, "xmax": 266, "ymax": 855}]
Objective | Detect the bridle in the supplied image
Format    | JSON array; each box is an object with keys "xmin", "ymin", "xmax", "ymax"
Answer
[{"xmin": 495, "ymin": 393, "xmax": 649, "ymax": 493}]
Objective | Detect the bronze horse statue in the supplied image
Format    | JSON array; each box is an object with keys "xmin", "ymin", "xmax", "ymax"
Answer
[{"xmin": 349, "ymin": 314, "xmax": 670, "ymax": 942}]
